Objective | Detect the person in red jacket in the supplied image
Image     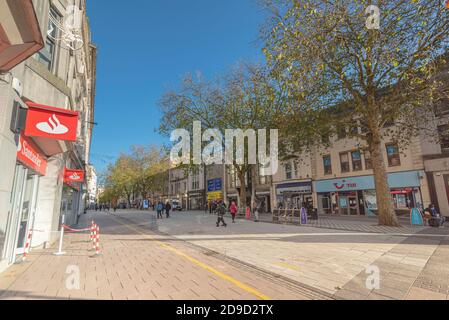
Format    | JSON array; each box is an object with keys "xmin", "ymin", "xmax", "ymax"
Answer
[{"xmin": 229, "ymin": 201, "xmax": 238, "ymax": 223}]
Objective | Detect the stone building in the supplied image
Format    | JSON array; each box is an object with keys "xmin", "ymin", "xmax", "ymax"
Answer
[{"xmin": 0, "ymin": 0, "xmax": 96, "ymax": 272}]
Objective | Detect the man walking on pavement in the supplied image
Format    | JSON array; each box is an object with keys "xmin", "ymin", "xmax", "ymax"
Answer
[
  {"xmin": 165, "ymin": 201, "xmax": 171, "ymax": 218},
  {"xmin": 216, "ymin": 201, "xmax": 227, "ymax": 227},
  {"xmin": 156, "ymin": 201, "xmax": 163, "ymax": 219}
]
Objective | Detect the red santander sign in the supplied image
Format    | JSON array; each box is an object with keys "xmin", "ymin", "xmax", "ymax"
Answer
[
  {"xmin": 17, "ymin": 134, "xmax": 47, "ymax": 176},
  {"xmin": 24, "ymin": 102, "xmax": 79, "ymax": 141},
  {"xmin": 64, "ymin": 168, "xmax": 85, "ymax": 183}
]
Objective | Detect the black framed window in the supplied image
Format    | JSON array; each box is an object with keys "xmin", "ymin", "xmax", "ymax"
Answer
[
  {"xmin": 386, "ymin": 144, "xmax": 401, "ymax": 167},
  {"xmin": 323, "ymin": 155, "xmax": 332, "ymax": 175},
  {"xmin": 351, "ymin": 151, "xmax": 362, "ymax": 171},
  {"xmin": 364, "ymin": 150, "xmax": 372, "ymax": 170},
  {"xmin": 438, "ymin": 125, "xmax": 449, "ymax": 153},
  {"xmin": 37, "ymin": 7, "xmax": 61, "ymax": 72},
  {"xmin": 340, "ymin": 152, "xmax": 350, "ymax": 173},
  {"xmin": 285, "ymin": 163, "xmax": 292, "ymax": 180}
]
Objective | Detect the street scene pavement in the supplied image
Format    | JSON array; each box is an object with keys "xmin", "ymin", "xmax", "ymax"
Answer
[{"xmin": 0, "ymin": 210, "xmax": 447, "ymax": 300}]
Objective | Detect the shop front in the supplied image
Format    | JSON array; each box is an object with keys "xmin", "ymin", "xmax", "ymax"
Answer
[
  {"xmin": 255, "ymin": 191, "xmax": 271, "ymax": 213},
  {"xmin": 275, "ymin": 181, "xmax": 313, "ymax": 209},
  {"xmin": 315, "ymin": 171, "xmax": 424, "ymax": 216},
  {"xmin": 2, "ymin": 134, "xmax": 47, "ymax": 265},
  {"xmin": 188, "ymin": 191, "xmax": 204, "ymax": 210},
  {"xmin": 2, "ymin": 101, "xmax": 79, "ymax": 269},
  {"xmin": 62, "ymin": 168, "xmax": 85, "ymax": 225}
]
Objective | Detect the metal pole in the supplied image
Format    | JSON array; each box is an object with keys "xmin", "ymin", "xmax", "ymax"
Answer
[{"xmin": 54, "ymin": 214, "xmax": 66, "ymax": 256}]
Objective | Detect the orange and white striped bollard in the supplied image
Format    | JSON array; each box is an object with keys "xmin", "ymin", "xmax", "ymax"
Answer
[{"xmin": 22, "ymin": 229, "xmax": 33, "ymax": 261}]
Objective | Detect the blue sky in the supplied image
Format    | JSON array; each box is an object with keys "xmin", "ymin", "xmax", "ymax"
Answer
[{"xmin": 87, "ymin": 0, "xmax": 267, "ymax": 173}]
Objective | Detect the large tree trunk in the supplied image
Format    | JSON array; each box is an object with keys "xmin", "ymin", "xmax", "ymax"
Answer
[
  {"xmin": 250, "ymin": 165, "xmax": 256, "ymax": 211},
  {"xmin": 237, "ymin": 168, "xmax": 247, "ymax": 212},
  {"xmin": 369, "ymin": 133, "xmax": 399, "ymax": 227}
]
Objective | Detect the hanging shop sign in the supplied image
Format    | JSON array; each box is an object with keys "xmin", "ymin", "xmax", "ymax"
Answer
[
  {"xmin": 63, "ymin": 168, "xmax": 85, "ymax": 183},
  {"xmin": 24, "ymin": 102, "xmax": 79, "ymax": 141},
  {"xmin": 16, "ymin": 134, "xmax": 47, "ymax": 176}
]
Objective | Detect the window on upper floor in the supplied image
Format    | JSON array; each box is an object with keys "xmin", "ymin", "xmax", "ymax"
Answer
[
  {"xmin": 386, "ymin": 144, "xmax": 401, "ymax": 167},
  {"xmin": 259, "ymin": 165, "xmax": 267, "ymax": 185},
  {"xmin": 36, "ymin": 6, "xmax": 61, "ymax": 73},
  {"xmin": 349, "ymin": 125, "xmax": 359, "ymax": 136},
  {"xmin": 438, "ymin": 124, "xmax": 449, "ymax": 153},
  {"xmin": 340, "ymin": 152, "xmax": 350, "ymax": 173},
  {"xmin": 191, "ymin": 175, "xmax": 199, "ymax": 190},
  {"xmin": 293, "ymin": 162, "xmax": 298, "ymax": 178},
  {"xmin": 337, "ymin": 126, "xmax": 347, "ymax": 140},
  {"xmin": 323, "ymin": 155, "xmax": 332, "ymax": 175},
  {"xmin": 285, "ymin": 163, "xmax": 292, "ymax": 180},
  {"xmin": 351, "ymin": 151, "xmax": 362, "ymax": 171},
  {"xmin": 364, "ymin": 150, "xmax": 372, "ymax": 170}
]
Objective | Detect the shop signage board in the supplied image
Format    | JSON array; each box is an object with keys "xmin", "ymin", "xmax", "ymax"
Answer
[
  {"xmin": 16, "ymin": 134, "xmax": 47, "ymax": 176},
  {"xmin": 315, "ymin": 171, "xmax": 423, "ymax": 193},
  {"xmin": 276, "ymin": 181, "xmax": 312, "ymax": 195},
  {"xmin": 24, "ymin": 102, "xmax": 79, "ymax": 142},
  {"xmin": 63, "ymin": 168, "xmax": 85, "ymax": 183}
]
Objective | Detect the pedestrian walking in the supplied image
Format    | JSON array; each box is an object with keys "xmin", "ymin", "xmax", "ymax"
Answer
[
  {"xmin": 156, "ymin": 201, "xmax": 163, "ymax": 219},
  {"xmin": 253, "ymin": 202, "xmax": 260, "ymax": 222},
  {"xmin": 229, "ymin": 201, "xmax": 237, "ymax": 223},
  {"xmin": 216, "ymin": 202, "xmax": 227, "ymax": 227},
  {"xmin": 165, "ymin": 201, "xmax": 171, "ymax": 218}
]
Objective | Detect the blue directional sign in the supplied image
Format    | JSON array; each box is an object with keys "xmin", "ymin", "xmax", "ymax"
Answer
[
  {"xmin": 214, "ymin": 178, "xmax": 222, "ymax": 191},
  {"xmin": 207, "ymin": 178, "xmax": 222, "ymax": 192}
]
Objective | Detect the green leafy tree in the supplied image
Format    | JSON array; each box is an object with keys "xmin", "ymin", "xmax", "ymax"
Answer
[
  {"xmin": 158, "ymin": 65, "xmax": 282, "ymax": 209},
  {"xmin": 262, "ymin": 0, "xmax": 449, "ymax": 226}
]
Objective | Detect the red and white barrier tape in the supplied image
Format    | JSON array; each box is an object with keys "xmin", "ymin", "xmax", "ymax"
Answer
[
  {"xmin": 22, "ymin": 230, "xmax": 33, "ymax": 261},
  {"xmin": 62, "ymin": 224, "xmax": 91, "ymax": 232}
]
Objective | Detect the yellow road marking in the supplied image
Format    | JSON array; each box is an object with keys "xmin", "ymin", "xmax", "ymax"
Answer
[
  {"xmin": 273, "ymin": 262, "xmax": 301, "ymax": 271},
  {"xmin": 109, "ymin": 215, "xmax": 271, "ymax": 300}
]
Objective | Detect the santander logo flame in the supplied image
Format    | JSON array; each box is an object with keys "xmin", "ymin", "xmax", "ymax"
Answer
[
  {"xmin": 36, "ymin": 114, "xmax": 69, "ymax": 135},
  {"xmin": 69, "ymin": 172, "xmax": 81, "ymax": 180}
]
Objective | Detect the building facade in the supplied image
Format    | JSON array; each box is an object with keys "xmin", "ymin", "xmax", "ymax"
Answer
[
  {"xmin": 86, "ymin": 164, "xmax": 97, "ymax": 208},
  {"xmin": 169, "ymin": 167, "xmax": 188, "ymax": 209},
  {"xmin": 0, "ymin": 0, "xmax": 96, "ymax": 273},
  {"xmin": 312, "ymin": 134, "xmax": 430, "ymax": 217}
]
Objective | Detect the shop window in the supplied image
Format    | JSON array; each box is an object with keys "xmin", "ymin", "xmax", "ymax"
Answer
[
  {"xmin": 340, "ymin": 152, "xmax": 350, "ymax": 173},
  {"xmin": 437, "ymin": 124, "xmax": 449, "ymax": 153},
  {"xmin": 323, "ymin": 155, "xmax": 332, "ymax": 175},
  {"xmin": 364, "ymin": 150, "xmax": 372, "ymax": 170},
  {"xmin": 351, "ymin": 151, "xmax": 362, "ymax": 171},
  {"xmin": 285, "ymin": 163, "xmax": 292, "ymax": 180},
  {"xmin": 321, "ymin": 197, "xmax": 330, "ymax": 209},
  {"xmin": 386, "ymin": 144, "xmax": 401, "ymax": 167}
]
